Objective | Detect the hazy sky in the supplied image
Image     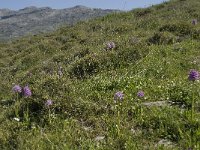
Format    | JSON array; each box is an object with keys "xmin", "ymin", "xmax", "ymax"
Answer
[{"xmin": 0, "ymin": 0, "xmax": 168, "ymax": 10}]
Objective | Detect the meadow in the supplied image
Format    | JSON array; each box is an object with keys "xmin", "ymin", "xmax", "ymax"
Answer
[{"xmin": 1, "ymin": 0, "xmax": 200, "ymax": 149}]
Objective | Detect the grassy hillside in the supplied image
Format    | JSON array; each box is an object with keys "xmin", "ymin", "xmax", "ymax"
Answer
[{"xmin": 1, "ymin": 0, "xmax": 200, "ymax": 149}]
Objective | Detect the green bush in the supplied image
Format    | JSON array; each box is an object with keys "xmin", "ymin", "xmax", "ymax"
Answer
[
  {"xmin": 69, "ymin": 54, "xmax": 100, "ymax": 78},
  {"xmin": 192, "ymin": 29, "xmax": 200, "ymax": 39},
  {"xmin": 148, "ymin": 32, "xmax": 178, "ymax": 45},
  {"xmin": 159, "ymin": 23, "xmax": 193, "ymax": 36},
  {"xmin": 134, "ymin": 8, "xmax": 152, "ymax": 17},
  {"xmin": 73, "ymin": 48, "xmax": 90, "ymax": 59},
  {"xmin": 168, "ymin": 84, "xmax": 192, "ymax": 108},
  {"xmin": 69, "ymin": 43, "xmax": 149, "ymax": 78}
]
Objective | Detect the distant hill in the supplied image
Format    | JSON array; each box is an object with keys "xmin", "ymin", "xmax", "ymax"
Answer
[{"xmin": 0, "ymin": 6, "xmax": 119, "ymax": 40}]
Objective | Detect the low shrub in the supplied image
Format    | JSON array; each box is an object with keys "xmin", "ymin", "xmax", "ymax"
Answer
[
  {"xmin": 148, "ymin": 32, "xmax": 178, "ymax": 45},
  {"xmin": 159, "ymin": 23, "xmax": 193, "ymax": 36},
  {"xmin": 168, "ymin": 83, "xmax": 192, "ymax": 108},
  {"xmin": 69, "ymin": 54, "xmax": 100, "ymax": 78}
]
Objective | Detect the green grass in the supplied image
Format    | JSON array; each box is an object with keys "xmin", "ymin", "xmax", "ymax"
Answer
[{"xmin": 1, "ymin": 0, "xmax": 200, "ymax": 149}]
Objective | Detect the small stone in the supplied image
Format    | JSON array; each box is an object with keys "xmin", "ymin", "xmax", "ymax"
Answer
[
  {"xmin": 95, "ymin": 136, "xmax": 105, "ymax": 141},
  {"xmin": 156, "ymin": 139, "xmax": 174, "ymax": 148},
  {"xmin": 13, "ymin": 117, "xmax": 20, "ymax": 122},
  {"xmin": 142, "ymin": 101, "xmax": 168, "ymax": 107},
  {"xmin": 83, "ymin": 126, "xmax": 92, "ymax": 131},
  {"xmin": 131, "ymin": 128, "xmax": 142, "ymax": 135}
]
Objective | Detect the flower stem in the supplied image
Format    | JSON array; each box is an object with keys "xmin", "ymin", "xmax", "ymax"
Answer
[
  {"xmin": 48, "ymin": 108, "xmax": 51, "ymax": 123},
  {"xmin": 116, "ymin": 103, "xmax": 121, "ymax": 136},
  {"xmin": 190, "ymin": 83, "xmax": 196, "ymax": 147},
  {"xmin": 15, "ymin": 93, "xmax": 19, "ymax": 118},
  {"xmin": 191, "ymin": 88, "xmax": 195, "ymax": 121}
]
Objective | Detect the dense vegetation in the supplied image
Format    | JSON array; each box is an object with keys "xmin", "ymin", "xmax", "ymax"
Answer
[{"xmin": 1, "ymin": 0, "xmax": 200, "ymax": 149}]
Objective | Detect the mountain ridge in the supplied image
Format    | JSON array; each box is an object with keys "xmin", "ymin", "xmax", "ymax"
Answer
[{"xmin": 0, "ymin": 5, "xmax": 120, "ymax": 41}]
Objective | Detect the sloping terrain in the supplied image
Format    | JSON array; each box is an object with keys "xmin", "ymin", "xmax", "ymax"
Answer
[
  {"xmin": 0, "ymin": 6, "xmax": 119, "ymax": 41},
  {"xmin": 0, "ymin": 0, "xmax": 200, "ymax": 149}
]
